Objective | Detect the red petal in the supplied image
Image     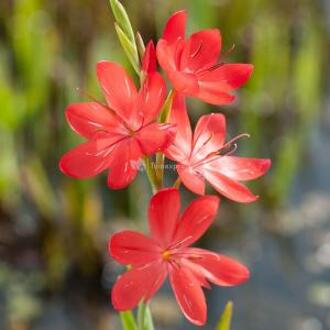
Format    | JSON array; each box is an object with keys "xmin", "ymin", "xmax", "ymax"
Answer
[
  {"xmin": 198, "ymin": 64, "xmax": 253, "ymax": 89},
  {"xmin": 109, "ymin": 231, "xmax": 161, "ymax": 266},
  {"xmin": 169, "ymin": 265, "xmax": 207, "ymax": 326},
  {"xmin": 203, "ymin": 169, "xmax": 258, "ymax": 203},
  {"xmin": 191, "ymin": 113, "xmax": 226, "ymax": 161},
  {"xmin": 185, "ymin": 248, "xmax": 250, "ymax": 286},
  {"xmin": 165, "ymin": 94, "xmax": 192, "ymax": 162},
  {"xmin": 208, "ymin": 156, "xmax": 271, "ymax": 181},
  {"xmin": 135, "ymin": 123, "xmax": 176, "ymax": 156},
  {"xmin": 136, "ymin": 72, "xmax": 166, "ymax": 125},
  {"xmin": 168, "ymin": 70, "xmax": 199, "ymax": 95},
  {"xmin": 142, "ymin": 41, "xmax": 157, "ymax": 74},
  {"xmin": 65, "ymin": 102, "xmax": 125, "ymax": 139},
  {"xmin": 157, "ymin": 40, "xmax": 199, "ymax": 94},
  {"xmin": 156, "ymin": 39, "xmax": 177, "ymax": 72},
  {"xmin": 59, "ymin": 137, "xmax": 122, "ymax": 178},
  {"xmin": 196, "ymin": 80, "xmax": 235, "ymax": 105},
  {"xmin": 162, "ymin": 10, "xmax": 187, "ymax": 43},
  {"xmin": 112, "ymin": 261, "xmax": 167, "ymax": 311},
  {"xmin": 148, "ymin": 188, "xmax": 181, "ymax": 247},
  {"xmin": 96, "ymin": 61, "xmax": 137, "ymax": 121},
  {"xmin": 171, "ymin": 195, "xmax": 219, "ymax": 248},
  {"xmin": 177, "ymin": 165, "xmax": 205, "ymax": 196},
  {"xmin": 107, "ymin": 139, "xmax": 141, "ymax": 189},
  {"xmin": 180, "ymin": 29, "xmax": 221, "ymax": 73}
]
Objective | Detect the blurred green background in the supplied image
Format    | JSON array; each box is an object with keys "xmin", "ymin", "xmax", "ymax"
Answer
[{"xmin": 0, "ymin": 0, "xmax": 329, "ymax": 329}]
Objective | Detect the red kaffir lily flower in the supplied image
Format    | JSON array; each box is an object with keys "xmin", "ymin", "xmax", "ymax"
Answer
[
  {"xmin": 59, "ymin": 61, "xmax": 175, "ymax": 189},
  {"xmin": 157, "ymin": 10, "xmax": 253, "ymax": 105},
  {"xmin": 165, "ymin": 95, "xmax": 271, "ymax": 203},
  {"xmin": 109, "ymin": 188, "xmax": 249, "ymax": 326}
]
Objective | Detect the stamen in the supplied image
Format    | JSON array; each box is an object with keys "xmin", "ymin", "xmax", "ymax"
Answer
[
  {"xmin": 190, "ymin": 133, "xmax": 213, "ymax": 158},
  {"xmin": 191, "ymin": 133, "xmax": 250, "ymax": 168},
  {"xmin": 222, "ymin": 133, "xmax": 250, "ymax": 149},
  {"xmin": 162, "ymin": 250, "xmax": 171, "ymax": 261},
  {"xmin": 222, "ymin": 143, "xmax": 238, "ymax": 156},
  {"xmin": 169, "ymin": 236, "xmax": 193, "ymax": 250},
  {"xmin": 207, "ymin": 44, "xmax": 236, "ymax": 72},
  {"xmin": 75, "ymin": 87, "xmax": 107, "ymax": 106},
  {"xmin": 190, "ymin": 42, "xmax": 203, "ymax": 58},
  {"xmin": 222, "ymin": 43, "xmax": 236, "ymax": 59},
  {"xmin": 208, "ymin": 62, "xmax": 224, "ymax": 71}
]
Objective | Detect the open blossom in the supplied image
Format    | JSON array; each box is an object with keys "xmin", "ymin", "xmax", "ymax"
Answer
[
  {"xmin": 165, "ymin": 95, "xmax": 271, "ymax": 203},
  {"xmin": 157, "ymin": 10, "xmax": 253, "ymax": 105},
  {"xmin": 109, "ymin": 188, "xmax": 249, "ymax": 326},
  {"xmin": 59, "ymin": 61, "xmax": 175, "ymax": 189}
]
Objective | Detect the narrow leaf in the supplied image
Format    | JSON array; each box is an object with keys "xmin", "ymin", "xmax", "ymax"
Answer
[
  {"xmin": 109, "ymin": 0, "xmax": 135, "ymax": 43},
  {"xmin": 136, "ymin": 32, "xmax": 146, "ymax": 61},
  {"xmin": 216, "ymin": 301, "xmax": 233, "ymax": 330},
  {"xmin": 159, "ymin": 89, "xmax": 175, "ymax": 123},
  {"xmin": 120, "ymin": 311, "xmax": 138, "ymax": 330},
  {"xmin": 115, "ymin": 23, "xmax": 140, "ymax": 75}
]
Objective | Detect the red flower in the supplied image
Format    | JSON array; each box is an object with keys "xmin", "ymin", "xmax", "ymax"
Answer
[
  {"xmin": 165, "ymin": 95, "xmax": 271, "ymax": 203},
  {"xmin": 109, "ymin": 188, "xmax": 249, "ymax": 326},
  {"xmin": 59, "ymin": 61, "xmax": 175, "ymax": 189},
  {"xmin": 157, "ymin": 11, "xmax": 253, "ymax": 105}
]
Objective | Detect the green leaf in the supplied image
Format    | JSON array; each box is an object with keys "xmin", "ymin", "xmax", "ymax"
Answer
[
  {"xmin": 136, "ymin": 32, "xmax": 146, "ymax": 62},
  {"xmin": 114, "ymin": 23, "xmax": 140, "ymax": 75},
  {"xmin": 120, "ymin": 311, "xmax": 138, "ymax": 330},
  {"xmin": 215, "ymin": 301, "xmax": 233, "ymax": 330},
  {"xmin": 159, "ymin": 90, "xmax": 175, "ymax": 123},
  {"xmin": 109, "ymin": 0, "xmax": 135, "ymax": 44},
  {"xmin": 137, "ymin": 303, "xmax": 154, "ymax": 330}
]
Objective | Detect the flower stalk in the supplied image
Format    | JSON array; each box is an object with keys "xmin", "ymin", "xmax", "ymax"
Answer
[{"xmin": 59, "ymin": 0, "xmax": 271, "ymax": 328}]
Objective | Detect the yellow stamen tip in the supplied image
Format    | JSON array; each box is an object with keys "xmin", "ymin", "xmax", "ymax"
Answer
[{"xmin": 162, "ymin": 250, "xmax": 171, "ymax": 261}]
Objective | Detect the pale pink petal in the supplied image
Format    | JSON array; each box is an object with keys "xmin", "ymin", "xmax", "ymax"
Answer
[
  {"xmin": 191, "ymin": 113, "xmax": 226, "ymax": 161},
  {"xmin": 203, "ymin": 169, "xmax": 258, "ymax": 203},
  {"xmin": 177, "ymin": 165, "xmax": 205, "ymax": 196},
  {"xmin": 165, "ymin": 94, "xmax": 192, "ymax": 162},
  {"xmin": 208, "ymin": 156, "xmax": 271, "ymax": 181}
]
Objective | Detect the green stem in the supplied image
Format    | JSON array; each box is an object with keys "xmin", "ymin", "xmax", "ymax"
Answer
[
  {"xmin": 120, "ymin": 310, "xmax": 138, "ymax": 330},
  {"xmin": 137, "ymin": 302, "xmax": 154, "ymax": 330},
  {"xmin": 159, "ymin": 89, "xmax": 175, "ymax": 123},
  {"xmin": 155, "ymin": 90, "xmax": 176, "ymax": 186},
  {"xmin": 173, "ymin": 177, "xmax": 181, "ymax": 189},
  {"xmin": 143, "ymin": 157, "xmax": 160, "ymax": 193}
]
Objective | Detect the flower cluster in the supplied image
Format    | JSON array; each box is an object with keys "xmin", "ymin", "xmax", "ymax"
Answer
[{"xmin": 59, "ymin": 8, "xmax": 270, "ymax": 327}]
